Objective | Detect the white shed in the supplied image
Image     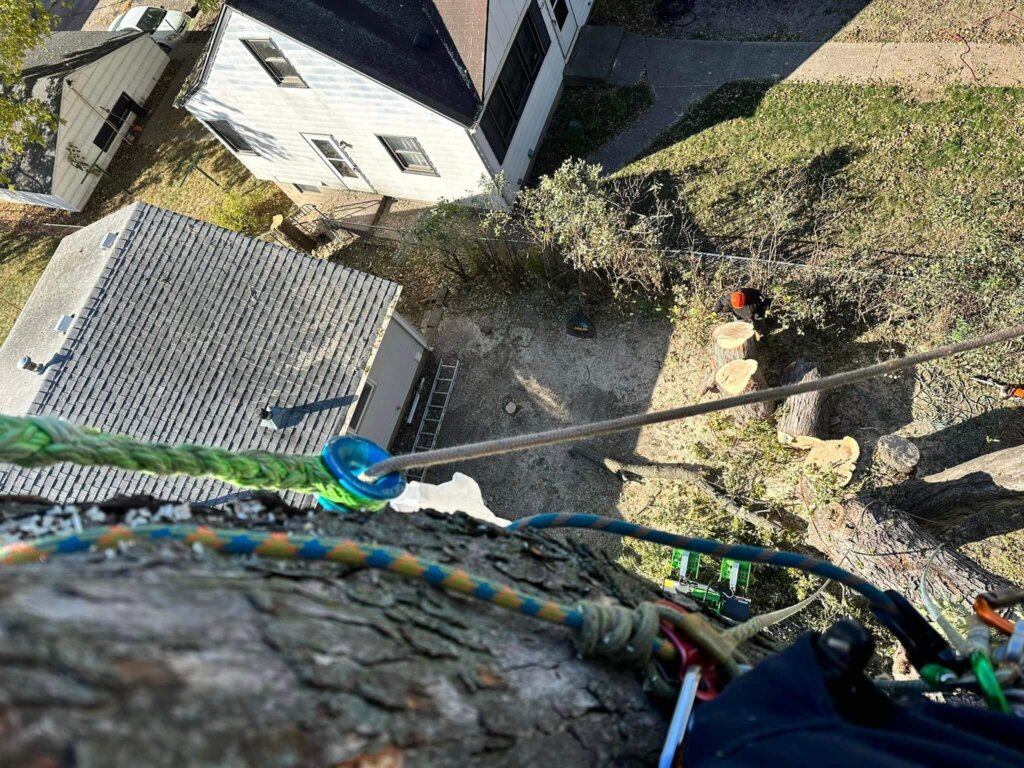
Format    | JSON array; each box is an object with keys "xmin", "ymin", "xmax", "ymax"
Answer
[
  {"xmin": 178, "ymin": 0, "xmax": 592, "ymax": 205},
  {"xmin": 0, "ymin": 31, "xmax": 168, "ymax": 212}
]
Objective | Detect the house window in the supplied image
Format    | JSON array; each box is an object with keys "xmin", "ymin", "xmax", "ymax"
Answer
[
  {"xmin": 305, "ymin": 135, "xmax": 358, "ymax": 179},
  {"xmin": 378, "ymin": 135, "xmax": 436, "ymax": 175},
  {"xmin": 350, "ymin": 381, "xmax": 375, "ymax": 431},
  {"xmin": 207, "ymin": 119, "xmax": 257, "ymax": 154},
  {"xmin": 480, "ymin": 1, "xmax": 551, "ymax": 162},
  {"xmin": 241, "ymin": 39, "xmax": 306, "ymax": 87},
  {"xmin": 92, "ymin": 92, "xmax": 138, "ymax": 152},
  {"xmin": 549, "ymin": 0, "xmax": 569, "ymax": 28}
]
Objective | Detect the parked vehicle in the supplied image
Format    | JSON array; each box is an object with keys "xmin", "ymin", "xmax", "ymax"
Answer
[{"xmin": 108, "ymin": 6, "xmax": 190, "ymax": 51}]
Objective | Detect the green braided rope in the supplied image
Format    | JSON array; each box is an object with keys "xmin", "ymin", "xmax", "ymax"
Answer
[{"xmin": 0, "ymin": 415, "xmax": 381, "ymax": 510}]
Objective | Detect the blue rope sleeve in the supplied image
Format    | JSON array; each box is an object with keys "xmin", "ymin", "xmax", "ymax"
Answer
[{"xmin": 507, "ymin": 514, "xmax": 898, "ymax": 614}]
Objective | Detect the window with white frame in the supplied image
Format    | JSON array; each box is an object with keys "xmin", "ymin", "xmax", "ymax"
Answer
[
  {"xmin": 378, "ymin": 135, "xmax": 437, "ymax": 175},
  {"xmin": 549, "ymin": 0, "xmax": 569, "ymax": 27},
  {"xmin": 304, "ymin": 135, "xmax": 358, "ymax": 179},
  {"xmin": 241, "ymin": 39, "xmax": 307, "ymax": 87}
]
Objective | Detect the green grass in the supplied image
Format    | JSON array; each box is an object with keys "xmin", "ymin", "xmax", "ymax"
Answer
[
  {"xmin": 0, "ymin": 60, "xmax": 290, "ymax": 345},
  {"xmin": 531, "ymin": 81, "xmax": 655, "ymax": 179},
  {"xmin": 624, "ymin": 81, "xmax": 1024, "ymax": 379}
]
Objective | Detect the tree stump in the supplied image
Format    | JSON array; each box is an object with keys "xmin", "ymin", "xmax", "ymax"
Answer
[
  {"xmin": 711, "ymin": 321, "xmax": 759, "ymax": 370},
  {"xmin": 715, "ymin": 359, "xmax": 775, "ymax": 423},
  {"xmin": 875, "ymin": 434, "xmax": 920, "ymax": 476},
  {"xmin": 777, "ymin": 360, "xmax": 829, "ymax": 444}
]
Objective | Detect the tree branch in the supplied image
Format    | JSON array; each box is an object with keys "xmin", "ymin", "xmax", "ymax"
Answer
[{"xmin": 571, "ymin": 448, "xmax": 787, "ymax": 533}]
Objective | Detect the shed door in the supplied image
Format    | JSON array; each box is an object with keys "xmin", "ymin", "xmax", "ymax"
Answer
[
  {"xmin": 303, "ymin": 134, "xmax": 375, "ymax": 193},
  {"xmin": 545, "ymin": 0, "xmax": 579, "ymax": 58}
]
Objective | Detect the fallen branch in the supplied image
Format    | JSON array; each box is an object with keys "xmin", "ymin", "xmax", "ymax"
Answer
[{"xmin": 571, "ymin": 448, "xmax": 785, "ymax": 533}]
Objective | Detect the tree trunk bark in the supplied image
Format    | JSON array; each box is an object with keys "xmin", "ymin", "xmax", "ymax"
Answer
[
  {"xmin": 711, "ymin": 322, "xmax": 759, "ymax": 370},
  {"xmin": 777, "ymin": 360, "xmax": 829, "ymax": 444},
  {"xmin": 807, "ymin": 497, "xmax": 1012, "ymax": 609},
  {"xmin": 0, "ymin": 496, "xmax": 689, "ymax": 768},
  {"xmin": 897, "ymin": 444, "xmax": 1024, "ymax": 529}
]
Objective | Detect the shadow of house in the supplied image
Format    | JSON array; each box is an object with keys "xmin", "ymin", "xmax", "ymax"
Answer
[{"xmin": 573, "ymin": 1, "xmax": 878, "ymax": 171}]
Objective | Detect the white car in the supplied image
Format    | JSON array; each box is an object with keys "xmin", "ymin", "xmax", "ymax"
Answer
[{"xmin": 108, "ymin": 6, "xmax": 190, "ymax": 51}]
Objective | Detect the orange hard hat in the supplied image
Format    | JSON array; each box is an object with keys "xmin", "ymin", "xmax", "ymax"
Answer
[{"xmin": 730, "ymin": 290, "xmax": 746, "ymax": 309}]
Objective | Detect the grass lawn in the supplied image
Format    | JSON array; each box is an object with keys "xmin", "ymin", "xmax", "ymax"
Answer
[
  {"xmin": 0, "ymin": 56, "xmax": 290, "ymax": 344},
  {"xmin": 530, "ymin": 81, "xmax": 654, "ymax": 179},
  {"xmin": 624, "ymin": 82, "xmax": 1024, "ymax": 373},
  {"xmin": 592, "ymin": 0, "xmax": 1024, "ymax": 43}
]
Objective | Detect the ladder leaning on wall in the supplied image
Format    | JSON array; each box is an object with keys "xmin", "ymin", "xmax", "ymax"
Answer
[{"xmin": 407, "ymin": 359, "xmax": 460, "ymax": 482}]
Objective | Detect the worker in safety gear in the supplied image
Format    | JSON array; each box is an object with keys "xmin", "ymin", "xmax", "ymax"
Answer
[{"xmin": 713, "ymin": 287, "xmax": 771, "ymax": 323}]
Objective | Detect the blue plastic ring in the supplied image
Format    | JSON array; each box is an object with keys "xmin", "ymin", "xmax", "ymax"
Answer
[{"xmin": 320, "ymin": 436, "xmax": 406, "ymax": 508}]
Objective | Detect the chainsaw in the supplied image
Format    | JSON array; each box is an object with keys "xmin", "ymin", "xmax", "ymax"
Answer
[{"xmin": 971, "ymin": 374, "xmax": 1024, "ymax": 399}]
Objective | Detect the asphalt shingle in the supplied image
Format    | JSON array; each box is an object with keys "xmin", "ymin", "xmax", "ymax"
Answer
[{"xmin": 1, "ymin": 203, "xmax": 401, "ymax": 505}]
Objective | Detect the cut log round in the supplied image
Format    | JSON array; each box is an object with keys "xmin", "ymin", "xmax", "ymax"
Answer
[
  {"xmin": 777, "ymin": 360, "xmax": 829, "ymax": 444},
  {"xmin": 803, "ymin": 436, "xmax": 860, "ymax": 487},
  {"xmin": 712, "ymin": 321, "xmax": 759, "ymax": 370},
  {"xmin": 715, "ymin": 359, "xmax": 775, "ymax": 423},
  {"xmin": 874, "ymin": 434, "xmax": 920, "ymax": 476},
  {"xmin": 808, "ymin": 497, "xmax": 1012, "ymax": 609}
]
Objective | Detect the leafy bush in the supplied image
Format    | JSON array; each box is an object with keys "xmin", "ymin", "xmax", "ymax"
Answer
[
  {"xmin": 515, "ymin": 159, "xmax": 670, "ymax": 296},
  {"xmin": 213, "ymin": 187, "xmax": 281, "ymax": 235}
]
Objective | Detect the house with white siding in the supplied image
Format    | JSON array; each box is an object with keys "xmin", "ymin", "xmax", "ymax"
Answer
[
  {"xmin": 178, "ymin": 0, "xmax": 592, "ymax": 205},
  {"xmin": 0, "ymin": 32, "xmax": 169, "ymax": 212}
]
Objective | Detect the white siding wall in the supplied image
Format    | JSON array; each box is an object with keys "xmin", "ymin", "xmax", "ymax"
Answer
[
  {"xmin": 50, "ymin": 36, "xmax": 169, "ymax": 211},
  {"xmin": 0, "ymin": 189, "xmax": 72, "ymax": 211},
  {"xmin": 476, "ymin": 0, "xmax": 592, "ymax": 195},
  {"xmin": 353, "ymin": 314, "xmax": 427, "ymax": 448},
  {"xmin": 484, "ymin": 0, "xmax": 530, "ymax": 97},
  {"xmin": 185, "ymin": 9, "xmax": 492, "ymax": 203}
]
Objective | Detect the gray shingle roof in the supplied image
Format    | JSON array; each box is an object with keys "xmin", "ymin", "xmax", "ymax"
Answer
[
  {"xmin": 182, "ymin": 0, "xmax": 483, "ymax": 124},
  {"xmin": 4, "ymin": 31, "xmax": 142, "ymax": 194},
  {"xmin": 0, "ymin": 203, "xmax": 401, "ymax": 505}
]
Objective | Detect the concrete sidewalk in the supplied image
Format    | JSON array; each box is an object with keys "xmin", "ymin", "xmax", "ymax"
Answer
[{"xmin": 590, "ymin": 35, "xmax": 1024, "ymax": 171}]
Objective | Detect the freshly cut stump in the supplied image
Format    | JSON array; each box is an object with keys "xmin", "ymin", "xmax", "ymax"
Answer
[
  {"xmin": 715, "ymin": 359, "xmax": 774, "ymax": 423},
  {"xmin": 777, "ymin": 360, "xmax": 829, "ymax": 444},
  {"xmin": 712, "ymin": 321, "xmax": 759, "ymax": 369}
]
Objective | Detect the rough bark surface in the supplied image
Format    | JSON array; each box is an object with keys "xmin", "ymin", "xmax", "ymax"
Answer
[
  {"xmin": 807, "ymin": 498, "xmax": 1012, "ymax": 609},
  {"xmin": 0, "ymin": 496, "xmax": 682, "ymax": 768},
  {"xmin": 898, "ymin": 444, "xmax": 1024, "ymax": 529},
  {"xmin": 711, "ymin": 322, "xmax": 758, "ymax": 371},
  {"xmin": 777, "ymin": 361, "xmax": 829, "ymax": 443}
]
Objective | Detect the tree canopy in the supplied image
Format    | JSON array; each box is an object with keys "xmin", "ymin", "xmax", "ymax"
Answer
[{"xmin": 0, "ymin": 0, "xmax": 57, "ymax": 187}]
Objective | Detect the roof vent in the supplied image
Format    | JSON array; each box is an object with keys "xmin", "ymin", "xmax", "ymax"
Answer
[
  {"xmin": 259, "ymin": 405, "xmax": 283, "ymax": 431},
  {"xmin": 54, "ymin": 314, "xmax": 75, "ymax": 334},
  {"xmin": 101, "ymin": 232, "xmax": 117, "ymax": 249},
  {"xmin": 17, "ymin": 356, "xmax": 43, "ymax": 374},
  {"xmin": 413, "ymin": 32, "xmax": 433, "ymax": 51}
]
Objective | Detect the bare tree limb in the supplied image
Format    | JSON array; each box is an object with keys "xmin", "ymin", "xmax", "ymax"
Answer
[{"xmin": 571, "ymin": 448, "xmax": 786, "ymax": 533}]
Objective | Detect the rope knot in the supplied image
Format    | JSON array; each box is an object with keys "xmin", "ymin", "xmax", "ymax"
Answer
[{"xmin": 575, "ymin": 601, "xmax": 661, "ymax": 668}]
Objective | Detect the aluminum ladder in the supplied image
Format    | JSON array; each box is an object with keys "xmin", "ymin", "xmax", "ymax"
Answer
[{"xmin": 408, "ymin": 359, "xmax": 460, "ymax": 481}]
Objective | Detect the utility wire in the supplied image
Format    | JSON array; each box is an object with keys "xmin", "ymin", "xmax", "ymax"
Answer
[{"xmin": 363, "ymin": 325, "xmax": 1024, "ymax": 478}]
